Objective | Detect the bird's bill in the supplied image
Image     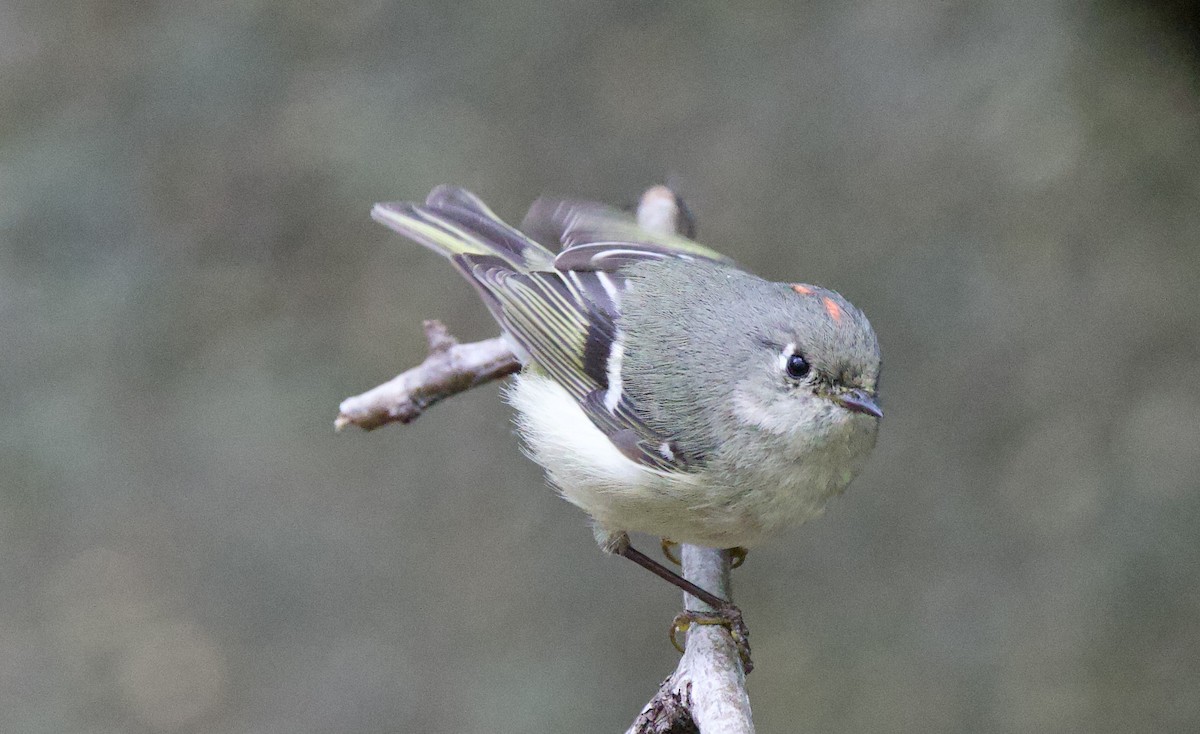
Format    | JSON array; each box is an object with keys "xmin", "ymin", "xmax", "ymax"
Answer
[{"xmin": 834, "ymin": 389, "xmax": 883, "ymax": 418}]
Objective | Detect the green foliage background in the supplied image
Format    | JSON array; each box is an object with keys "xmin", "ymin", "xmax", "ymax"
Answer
[{"xmin": 3, "ymin": 2, "xmax": 1198, "ymax": 732}]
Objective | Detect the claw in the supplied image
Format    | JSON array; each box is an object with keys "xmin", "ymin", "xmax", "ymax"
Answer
[
  {"xmin": 669, "ymin": 613, "xmax": 689, "ymax": 653},
  {"xmin": 669, "ymin": 607, "xmax": 754, "ymax": 674},
  {"xmin": 660, "ymin": 538, "xmax": 681, "ymax": 566},
  {"xmin": 728, "ymin": 546, "xmax": 748, "ymax": 569}
]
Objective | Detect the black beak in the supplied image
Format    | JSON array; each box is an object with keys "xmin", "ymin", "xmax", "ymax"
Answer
[{"xmin": 835, "ymin": 389, "xmax": 883, "ymax": 419}]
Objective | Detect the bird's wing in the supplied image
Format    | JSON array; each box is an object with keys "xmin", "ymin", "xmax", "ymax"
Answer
[
  {"xmin": 460, "ymin": 257, "xmax": 698, "ymax": 472},
  {"xmin": 374, "ymin": 187, "xmax": 696, "ymax": 472}
]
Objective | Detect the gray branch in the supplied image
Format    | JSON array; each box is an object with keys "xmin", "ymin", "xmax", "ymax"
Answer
[
  {"xmin": 335, "ymin": 321, "xmax": 520, "ymax": 431},
  {"xmin": 336, "ymin": 186, "xmax": 753, "ymax": 733},
  {"xmin": 626, "ymin": 545, "xmax": 753, "ymax": 734}
]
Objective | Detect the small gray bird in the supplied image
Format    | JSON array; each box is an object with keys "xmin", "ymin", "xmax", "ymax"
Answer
[{"xmin": 372, "ymin": 186, "xmax": 881, "ymax": 619}]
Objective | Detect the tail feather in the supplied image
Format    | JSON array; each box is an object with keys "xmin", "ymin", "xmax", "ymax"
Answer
[{"xmin": 372, "ymin": 187, "xmax": 554, "ymax": 271}]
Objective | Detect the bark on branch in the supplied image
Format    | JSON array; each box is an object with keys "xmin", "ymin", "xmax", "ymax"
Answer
[
  {"xmin": 627, "ymin": 545, "xmax": 753, "ymax": 734},
  {"xmin": 335, "ymin": 322, "xmax": 519, "ymax": 431},
  {"xmin": 336, "ymin": 186, "xmax": 754, "ymax": 733}
]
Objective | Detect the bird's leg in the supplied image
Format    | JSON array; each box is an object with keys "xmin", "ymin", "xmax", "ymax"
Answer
[
  {"xmin": 609, "ymin": 534, "xmax": 753, "ymax": 672},
  {"xmin": 613, "ymin": 538, "xmax": 730, "ymax": 608}
]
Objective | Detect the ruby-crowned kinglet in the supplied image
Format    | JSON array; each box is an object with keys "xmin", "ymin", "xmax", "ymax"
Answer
[{"xmin": 373, "ymin": 186, "xmax": 881, "ymax": 567}]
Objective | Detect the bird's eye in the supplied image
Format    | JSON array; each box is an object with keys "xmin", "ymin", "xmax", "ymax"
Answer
[{"xmin": 785, "ymin": 353, "xmax": 810, "ymax": 380}]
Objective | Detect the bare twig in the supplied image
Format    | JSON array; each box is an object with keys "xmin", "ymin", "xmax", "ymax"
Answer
[
  {"xmin": 335, "ymin": 321, "xmax": 520, "ymax": 431},
  {"xmin": 336, "ymin": 185, "xmax": 754, "ymax": 733}
]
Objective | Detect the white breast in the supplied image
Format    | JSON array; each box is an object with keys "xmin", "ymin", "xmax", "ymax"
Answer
[{"xmin": 504, "ymin": 373, "xmax": 869, "ymax": 549}]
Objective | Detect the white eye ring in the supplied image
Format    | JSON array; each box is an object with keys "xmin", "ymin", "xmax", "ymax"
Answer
[{"xmin": 776, "ymin": 342, "xmax": 797, "ymax": 372}]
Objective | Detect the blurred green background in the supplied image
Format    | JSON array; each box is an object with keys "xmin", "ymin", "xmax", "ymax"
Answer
[{"xmin": 4, "ymin": 1, "xmax": 1199, "ymax": 732}]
